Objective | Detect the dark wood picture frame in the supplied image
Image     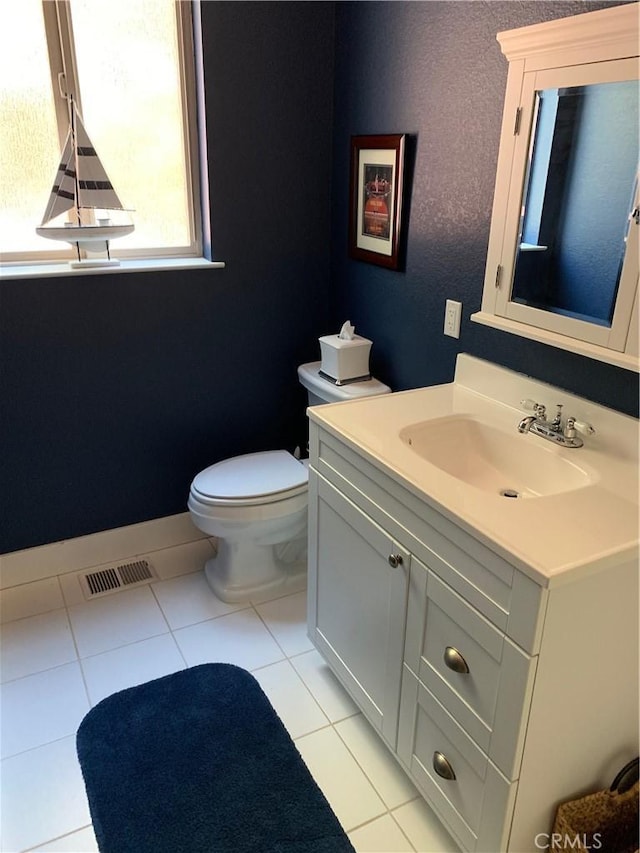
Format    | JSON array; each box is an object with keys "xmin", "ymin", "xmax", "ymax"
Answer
[{"xmin": 348, "ymin": 134, "xmax": 406, "ymax": 270}]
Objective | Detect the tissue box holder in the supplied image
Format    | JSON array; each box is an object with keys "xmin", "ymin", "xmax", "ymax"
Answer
[{"xmin": 319, "ymin": 334, "xmax": 372, "ymax": 385}]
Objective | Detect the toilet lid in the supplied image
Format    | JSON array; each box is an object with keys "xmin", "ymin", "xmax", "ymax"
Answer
[{"xmin": 191, "ymin": 450, "xmax": 308, "ymax": 503}]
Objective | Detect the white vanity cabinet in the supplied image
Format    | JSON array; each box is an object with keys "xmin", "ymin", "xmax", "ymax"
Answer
[{"xmin": 307, "ymin": 415, "xmax": 638, "ymax": 853}]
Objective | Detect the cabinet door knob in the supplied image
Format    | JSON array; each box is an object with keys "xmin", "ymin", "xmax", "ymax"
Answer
[
  {"xmin": 433, "ymin": 751, "xmax": 456, "ymax": 781},
  {"xmin": 444, "ymin": 646, "xmax": 470, "ymax": 674},
  {"xmin": 388, "ymin": 554, "xmax": 403, "ymax": 568}
]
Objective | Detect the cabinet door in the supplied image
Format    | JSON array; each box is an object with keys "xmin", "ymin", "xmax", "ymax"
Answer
[{"xmin": 308, "ymin": 474, "xmax": 409, "ymax": 748}]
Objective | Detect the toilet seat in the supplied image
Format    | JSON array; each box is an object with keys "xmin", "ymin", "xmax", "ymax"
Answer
[{"xmin": 190, "ymin": 450, "xmax": 308, "ymax": 508}]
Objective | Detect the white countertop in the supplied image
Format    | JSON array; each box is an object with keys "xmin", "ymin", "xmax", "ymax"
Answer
[{"xmin": 308, "ymin": 355, "xmax": 639, "ymax": 587}]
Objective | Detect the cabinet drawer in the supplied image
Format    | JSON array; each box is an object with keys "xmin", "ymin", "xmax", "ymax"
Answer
[
  {"xmin": 398, "ymin": 667, "xmax": 516, "ymax": 853},
  {"xmin": 406, "ymin": 567, "xmax": 537, "ymax": 780}
]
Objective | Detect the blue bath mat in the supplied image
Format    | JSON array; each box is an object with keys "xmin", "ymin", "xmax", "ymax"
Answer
[{"xmin": 76, "ymin": 663, "xmax": 354, "ymax": 853}]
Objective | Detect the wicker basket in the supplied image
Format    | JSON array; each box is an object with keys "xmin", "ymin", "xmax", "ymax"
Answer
[{"xmin": 551, "ymin": 758, "xmax": 639, "ymax": 852}]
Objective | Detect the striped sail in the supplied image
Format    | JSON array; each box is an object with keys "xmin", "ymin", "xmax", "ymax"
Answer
[
  {"xmin": 74, "ymin": 111, "xmax": 124, "ymax": 211},
  {"xmin": 40, "ymin": 102, "xmax": 126, "ymax": 225},
  {"xmin": 39, "ymin": 130, "xmax": 76, "ymax": 225}
]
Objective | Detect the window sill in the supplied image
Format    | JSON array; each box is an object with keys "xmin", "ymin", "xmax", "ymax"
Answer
[{"xmin": 0, "ymin": 257, "xmax": 225, "ymax": 280}]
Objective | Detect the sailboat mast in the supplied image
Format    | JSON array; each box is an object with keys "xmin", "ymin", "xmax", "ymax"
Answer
[{"xmin": 69, "ymin": 95, "xmax": 82, "ymax": 228}]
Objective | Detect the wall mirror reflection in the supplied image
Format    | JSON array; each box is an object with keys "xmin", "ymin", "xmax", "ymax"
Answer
[{"xmin": 513, "ymin": 80, "xmax": 638, "ymax": 328}]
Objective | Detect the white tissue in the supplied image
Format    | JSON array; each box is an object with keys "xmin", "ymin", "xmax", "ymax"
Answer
[{"xmin": 338, "ymin": 320, "xmax": 355, "ymax": 340}]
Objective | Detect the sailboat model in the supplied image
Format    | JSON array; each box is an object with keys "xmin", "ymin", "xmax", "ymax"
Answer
[{"xmin": 36, "ymin": 97, "xmax": 134, "ymax": 267}]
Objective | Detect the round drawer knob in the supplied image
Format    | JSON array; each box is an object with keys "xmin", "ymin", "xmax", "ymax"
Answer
[
  {"xmin": 388, "ymin": 554, "xmax": 403, "ymax": 568},
  {"xmin": 433, "ymin": 751, "xmax": 456, "ymax": 781},
  {"xmin": 444, "ymin": 645, "xmax": 470, "ymax": 674}
]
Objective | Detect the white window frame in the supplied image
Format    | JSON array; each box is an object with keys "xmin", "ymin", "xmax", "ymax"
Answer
[
  {"xmin": 472, "ymin": 4, "xmax": 639, "ymax": 372},
  {"xmin": 2, "ymin": 0, "xmax": 216, "ymax": 274}
]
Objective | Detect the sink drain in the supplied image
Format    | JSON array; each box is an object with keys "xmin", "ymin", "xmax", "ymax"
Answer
[{"xmin": 500, "ymin": 488, "xmax": 521, "ymax": 498}]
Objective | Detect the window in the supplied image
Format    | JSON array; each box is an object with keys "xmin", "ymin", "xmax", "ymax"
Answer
[{"xmin": 0, "ymin": 0, "xmax": 204, "ymax": 266}]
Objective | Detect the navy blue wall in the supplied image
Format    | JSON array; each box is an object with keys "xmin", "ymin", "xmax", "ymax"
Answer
[
  {"xmin": 1, "ymin": 1, "xmax": 637, "ymax": 556},
  {"xmin": 330, "ymin": 1, "xmax": 638, "ymax": 413},
  {"xmin": 0, "ymin": 2, "xmax": 335, "ymax": 553}
]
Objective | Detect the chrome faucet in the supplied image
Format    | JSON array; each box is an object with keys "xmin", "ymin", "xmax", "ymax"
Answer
[{"xmin": 518, "ymin": 399, "xmax": 595, "ymax": 448}]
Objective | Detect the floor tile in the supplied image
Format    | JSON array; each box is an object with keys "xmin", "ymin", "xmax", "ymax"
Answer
[
  {"xmin": 291, "ymin": 649, "xmax": 359, "ymax": 722},
  {"xmin": 255, "ymin": 590, "xmax": 314, "ymax": 657},
  {"xmin": 173, "ymin": 608, "xmax": 285, "ymax": 670},
  {"xmin": 0, "ymin": 578, "xmax": 64, "ymax": 625},
  {"xmin": 252, "ymin": 660, "xmax": 329, "ymax": 739},
  {"xmin": 0, "ymin": 736, "xmax": 91, "ymax": 853},
  {"xmin": 58, "ymin": 571, "xmax": 87, "ymax": 608},
  {"xmin": 151, "ymin": 570, "xmax": 244, "ymax": 630},
  {"xmin": 143, "ymin": 539, "xmax": 216, "ymax": 581},
  {"xmin": 1, "ymin": 662, "xmax": 89, "ymax": 759},
  {"xmin": 335, "ymin": 714, "xmax": 419, "ymax": 809},
  {"xmin": 0, "ymin": 610, "xmax": 77, "ymax": 683},
  {"xmin": 81, "ymin": 634, "xmax": 186, "ymax": 705},
  {"xmin": 295, "ymin": 727, "xmax": 386, "ymax": 832},
  {"xmin": 29, "ymin": 825, "xmax": 98, "ymax": 852},
  {"xmin": 349, "ymin": 814, "xmax": 415, "ymax": 852},
  {"xmin": 392, "ymin": 799, "xmax": 461, "ymax": 853},
  {"xmin": 67, "ymin": 585, "xmax": 169, "ymax": 658}
]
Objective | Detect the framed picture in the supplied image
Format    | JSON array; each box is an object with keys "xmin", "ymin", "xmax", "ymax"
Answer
[{"xmin": 349, "ymin": 133, "xmax": 406, "ymax": 270}]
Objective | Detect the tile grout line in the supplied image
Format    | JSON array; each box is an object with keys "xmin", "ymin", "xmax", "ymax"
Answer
[
  {"xmin": 388, "ymin": 807, "xmax": 420, "ymax": 853},
  {"xmin": 1, "ymin": 730, "xmax": 80, "ymax": 765},
  {"xmin": 332, "ymin": 720, "xmax": 421, "ymax": 813},
  {"xmin": 0, "ymin": 576, "xmax": 67, "ymax": 627},
  {"xmin": 148, "ymin": 580, "xmax": 192, "ymax": 671},
  {"xmin": 63, "ymin": 605, "xmax": 93, "ymax": 710},
  {"xmin": 249, "ymin": 607, "xmax": 334, "ymax": 728},
  {"xmin": 21, "ymin": 823, "xmax": 94, "ymax": 853}
]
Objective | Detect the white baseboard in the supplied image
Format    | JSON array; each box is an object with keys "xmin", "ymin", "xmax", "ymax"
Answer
[{"xmin": 0, "ymin": 513, "xmax": 208, "ymax": 591}]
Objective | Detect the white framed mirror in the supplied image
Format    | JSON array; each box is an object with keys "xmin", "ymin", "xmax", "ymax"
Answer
[{"xmin": 472, "ymin": 3, "xmax": 639, "ymax": 372}]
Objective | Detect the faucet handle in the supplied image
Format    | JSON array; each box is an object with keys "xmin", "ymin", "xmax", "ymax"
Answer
[
  {"xmin": 520, "ymin": 398, "xmax": 546, "ymax": 417},
  {"xmin": 571, "ymin": 419, "xmax": 596, "ymax": 436},
  {"xmin": 564, "ymin": 417, "xmax": 595, "ymax": 441}
]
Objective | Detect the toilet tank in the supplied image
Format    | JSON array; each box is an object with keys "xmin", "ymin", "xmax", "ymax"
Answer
[{"xmin": 297, "ymin": 361, "xmax": 391, "ymax": 406}]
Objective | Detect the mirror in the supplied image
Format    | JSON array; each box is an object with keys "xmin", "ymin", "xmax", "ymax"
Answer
[
  {"xmin": 472, "ymin": 4, "xmax": 640, "ymax": 371},
  {"xmin": 512, "ymin": 80, "xmax": 638, "ymax": 328}
]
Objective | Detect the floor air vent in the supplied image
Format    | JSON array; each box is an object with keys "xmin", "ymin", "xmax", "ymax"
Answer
[{"xmin": 82, "ymin": 560, "xmax": 156, "ymax": 599}]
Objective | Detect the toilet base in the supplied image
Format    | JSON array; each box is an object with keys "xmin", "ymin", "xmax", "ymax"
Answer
[{"xmin": 203, "ymin": 537, "xmax": 307, "ymax": 603}]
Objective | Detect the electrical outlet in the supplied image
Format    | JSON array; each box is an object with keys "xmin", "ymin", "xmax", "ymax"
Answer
[{"xmin": 444, "ymin": 299, "xmax": 462, "ymax": 338}]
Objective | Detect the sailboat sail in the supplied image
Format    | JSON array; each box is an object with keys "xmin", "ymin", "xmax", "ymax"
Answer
[
  {"xmin": 39, "ymin": 130, "xmax": 76, "ymax": 225},
  {"xmin": 73, "ymin": 111, "xmax": 125, "ymax": 212}
]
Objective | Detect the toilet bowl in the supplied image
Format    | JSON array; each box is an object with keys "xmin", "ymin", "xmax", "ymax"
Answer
[
  {"xmin": 188, "ymin": 361, "xmax": 391, "ymax": 603},
  {"xmin": 188, "ymin": 450, "xmax": 309, "ymax": 602}
]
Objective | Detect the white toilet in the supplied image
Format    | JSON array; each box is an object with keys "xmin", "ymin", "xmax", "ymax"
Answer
[{"xmin": 187, "ymin": 360, "xmax": 391, "ymax": 602}]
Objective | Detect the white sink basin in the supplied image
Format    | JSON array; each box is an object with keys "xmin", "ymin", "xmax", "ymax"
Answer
[{"xmin": 399, "ymin": 415, "xmax": 594, "ymax": 498}]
